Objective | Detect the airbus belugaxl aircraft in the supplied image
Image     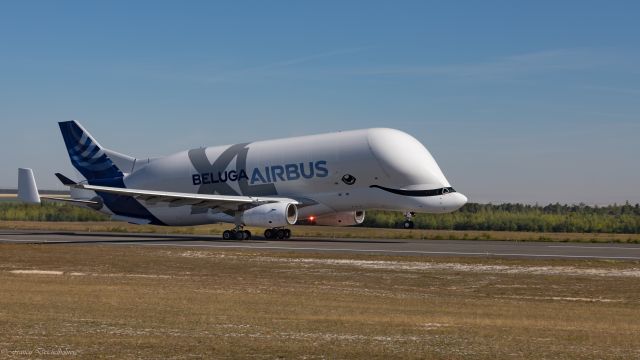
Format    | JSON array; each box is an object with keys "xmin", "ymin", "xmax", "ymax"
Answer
[{"xmin": 18, "ymin": 121, "xmax": 467, "ymax": 240}]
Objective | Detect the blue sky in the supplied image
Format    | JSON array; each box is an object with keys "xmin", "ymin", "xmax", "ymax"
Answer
[{"xmin": 1, "ymin": 1, "xmax": 638, "ymax": 204}]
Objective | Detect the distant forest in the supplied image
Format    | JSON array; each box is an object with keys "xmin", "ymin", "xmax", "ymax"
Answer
[{"xmin": 0, "ymin": 202, "xmax": 639, "ymax": 234}]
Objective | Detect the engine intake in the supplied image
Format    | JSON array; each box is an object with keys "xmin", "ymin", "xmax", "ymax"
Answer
[{"xmin": 241, "ymin": 202, "xmax": 298, "ymax": 228}]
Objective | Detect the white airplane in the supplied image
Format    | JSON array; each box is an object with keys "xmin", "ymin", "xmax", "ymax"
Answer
[{"xmin": 18, "ymin": 121, "xmax": 467, "ymax": 239}]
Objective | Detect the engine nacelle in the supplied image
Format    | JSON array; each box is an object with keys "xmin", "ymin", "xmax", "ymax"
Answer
[
  {"xmin": 314, "ymin": 210, "xmax": 365, "ymax": 226},
  {"xmin": 241, "ymin": 202, "xmax": 298, "ymax": 228}
]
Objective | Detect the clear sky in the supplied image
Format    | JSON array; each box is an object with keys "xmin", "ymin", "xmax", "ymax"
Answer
[{"xmin": 1, "ymin": 1, "xmax": 638, "ymax": 204}]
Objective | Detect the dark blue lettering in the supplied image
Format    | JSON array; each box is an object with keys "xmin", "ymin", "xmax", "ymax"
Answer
[
  {"xmin": 202, "ymin": 173, "xmax": 211, "ymax": 184},
  {"xmin": 315, "ymin": 160, "xmax": 328, "ymax": 177},
  {"xmin": 265, "ymin": 166, "xmax": 272, "ymax": 182},
  {"xmin": 251, "ymin": 168, "xmax": 267, "ymax": 184},
  {"xmin": 300, "ymin": 162, "xmax": 315, "ymax": 179},
  {"xmin": 194, "ymin": 161, "xmax": 328, "ymax": 186},
  {"xmin": 271, "ymin": 165, "xmax": 285, "ymax": 182},
  {"xmin": 285, "ymin": 163, "xmax": 301, "ymax": 181}
]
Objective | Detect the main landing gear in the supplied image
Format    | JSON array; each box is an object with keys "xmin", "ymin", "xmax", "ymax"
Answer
[
  {"xmin": 222, "ymin": 226, "xmax": 292, "ymax": 240},
  {"xmin": 263, "ymin": 228, "xmax": 291, "ymax": 239},
  {"xmin": 402, "ymin": 211, "xmax": 416, "ymax": 229},
  {"xmin": 222, "ymin": 226, "xmax": 252, "ymax": 240}
]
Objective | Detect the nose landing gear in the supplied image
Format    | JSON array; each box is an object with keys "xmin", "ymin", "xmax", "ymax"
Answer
[
  {"xmin": 402, "ymin": 211, "xmax": 415, "ymax": 229},
  {"xmin": 264, "ymin": 228, "xmax": 291, "ymax": 239}
]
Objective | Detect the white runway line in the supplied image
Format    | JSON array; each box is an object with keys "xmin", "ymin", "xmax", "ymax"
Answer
[
  {"xmin": 10, "ymin": 270, "xmax": 64, "ymax": 275},
  {"xmin": 548, "ymin": 245, "xmax": 640, "ymax": 250},
  {"xmin": 0, "ymin": 238, "xmax": 42, "ymax": 242}
]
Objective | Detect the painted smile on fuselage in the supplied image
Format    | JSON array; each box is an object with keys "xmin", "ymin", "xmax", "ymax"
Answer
[{"xmin": 369, "ymin": 185, "xmax": 456, "ymax": 197}]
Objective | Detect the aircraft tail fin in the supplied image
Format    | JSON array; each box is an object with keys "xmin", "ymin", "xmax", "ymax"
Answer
[{"xmin": 58, "ymin": 120, "xmax": 135, "ymax": 180}]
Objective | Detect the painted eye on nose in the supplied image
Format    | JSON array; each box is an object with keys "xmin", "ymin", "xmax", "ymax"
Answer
[{"xmin": 341, "ymin": 174, "xmax": 356, "ymax": 185}]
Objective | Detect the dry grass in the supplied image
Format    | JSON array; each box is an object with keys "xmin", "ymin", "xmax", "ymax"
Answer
[
  {"xmin": 0, "ymin": 244, "xmax": 639, "ymax": 359},
  {"xmin": 1, "ymin": 220, "xmax": 640, "ymax": 243}
]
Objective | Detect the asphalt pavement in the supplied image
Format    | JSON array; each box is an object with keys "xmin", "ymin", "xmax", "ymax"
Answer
[{"xmin": 1, "ymin": 230, "xmax": 640, "ymax": 260}]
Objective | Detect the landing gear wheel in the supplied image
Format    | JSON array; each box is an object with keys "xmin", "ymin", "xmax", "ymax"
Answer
[
  {"xmin": 223, "ymin": 230, "xmax": 232, "ymax": 240},
  {"xmin": 284, "ymin": 229, "xmax": 291, "ymax": 239},
  {"xmin": 244, "ymin": 230, "xmax": 252, "ymax": 240},
  {"xmin": 403, "ymin": 220, "xmax": 415, "ymax": 229},
  {"xmin": 276, "ymin": 229, "xmax": 285, "ymax": 239},
  {"xmin": 264, "ymin": 229, "xmax": 274, "ymax": 239},
  {"xmin": 234, "ymin": 231, "xmax": 246, "ymax": 240}
]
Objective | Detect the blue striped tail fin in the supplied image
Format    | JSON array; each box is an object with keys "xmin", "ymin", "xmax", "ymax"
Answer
[{"xmin": 58, "ymin": 120, "xmax": 124, "ymax": 180}]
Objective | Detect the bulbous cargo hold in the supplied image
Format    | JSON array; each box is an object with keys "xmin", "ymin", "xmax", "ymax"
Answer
[{"xmin": 366, "ymin": 128, "xmax": 450, "ymax": 190}]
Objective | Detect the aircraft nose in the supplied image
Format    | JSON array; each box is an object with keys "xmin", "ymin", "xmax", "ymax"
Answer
[{"xmin": 449, "ymin": 192, "xmax": 468, "ymax": 210}]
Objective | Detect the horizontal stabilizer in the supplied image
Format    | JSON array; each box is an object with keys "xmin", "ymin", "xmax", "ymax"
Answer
[
  {"xmin": 18, "ymin": 169, "xmax": 100, "ymax": 208},
  {"xmin": 55, "ymin": 173, "xmax": 77, "ymax": 186},
  {"xmin": 18, "ymin": 168, "xmax": 41, "ymax": 204},
  {"xmin": 40, "ymin": 196, "xmax": 100, "ymax": 207}
]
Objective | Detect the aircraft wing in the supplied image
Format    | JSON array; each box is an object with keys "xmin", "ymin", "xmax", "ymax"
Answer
[{"xmin": 65, "ymin": 182, "xmax": 298, "ymax": 210}]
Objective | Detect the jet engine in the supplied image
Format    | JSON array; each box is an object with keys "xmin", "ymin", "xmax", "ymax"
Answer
[
  {"xmin": 241, "ymin": 202, "xmax": 298, "ymax": 228},
  {"xmin": 314, "ymin": 210, "xmax": 365, "ymax": 226}
]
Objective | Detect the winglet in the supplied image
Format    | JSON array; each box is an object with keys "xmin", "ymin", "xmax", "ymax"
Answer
[
  {"xmin": 55, "ymin": 173, "xmax": 77, "ymax": 186},
  {"xmin": 18, "ymin": 168, "xmax": 41, "ymax": 204}
]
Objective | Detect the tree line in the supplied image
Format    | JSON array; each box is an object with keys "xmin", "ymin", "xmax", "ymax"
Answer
[{"xmin": 0, "ymin": 201, "xmax": 639, "ymax": 234}]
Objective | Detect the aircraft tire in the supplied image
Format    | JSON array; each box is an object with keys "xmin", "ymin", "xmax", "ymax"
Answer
[
  {"xmin": 284, "ymin": 229, "xmax": 291, "ymax": 239},
  {"xmin": 276, "ymin": 229, "xmax": 285, "ymax": 239},
  {"xmin": 244, "ymin": 230, "xmax": 252, "ymax": 240},
  {"xmin": 264, "ymin": 229, "xmax": 274, "ymax": 239},
  {"xmin": 403, "ymin": 220, "xmax": 415, "ymax": 229},
  {"xmin": 223, "ymin": 230, "xmax": 232, "ymax": 240}
]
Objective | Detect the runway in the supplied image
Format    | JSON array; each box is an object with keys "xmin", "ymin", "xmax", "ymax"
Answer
[{"xmin": 1, "ymin": 230, "xmax": 639, "ymax": 260}]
